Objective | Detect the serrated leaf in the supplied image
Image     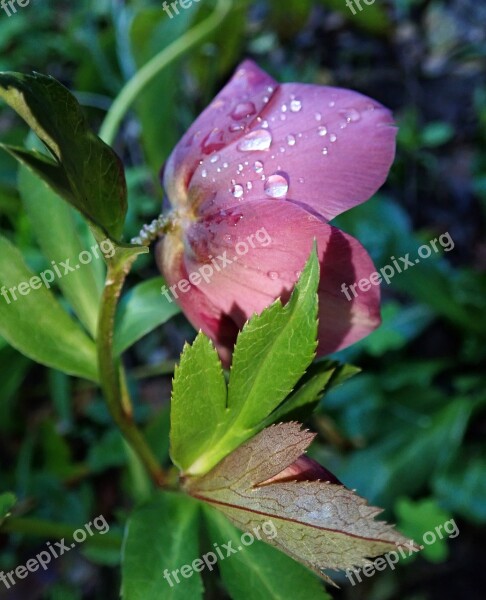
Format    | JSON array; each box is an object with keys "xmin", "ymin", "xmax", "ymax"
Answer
[
  {"xmin": 187, "ymin": 422, "xmax": 412, "ymax": 585},
  {"xmin": 0, "ymin": 492, "xmax": 16, "ymax": 526},
  {"xmin": 178, "ymin": 248, "xmax": 319, "ymax": 476},
  {"xmin": 114, "ymin": 277, "xmax": 180, "ymax": 355},
  {"xmin": 204, "ymin": 506, "xmax": 332, "ymax": 600},
  {"xmin": 0, "ymin": 72, "xmax": 127, "ymax": 239},
  {"xmin": 170, "ymin": 333, "xmax": 227, "ymax": 471},
  {"xmin": 0, "ymin": 235, "xmax": 98, "ymax": 381},
  {"xmin": 121, "ymin": 492, "xmax": 202, "ymax": 600}
]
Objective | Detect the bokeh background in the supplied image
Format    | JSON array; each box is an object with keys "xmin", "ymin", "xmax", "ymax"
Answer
[{"xmin": 0, "ymin": 0, "xmax": 485, "ymax": 598}]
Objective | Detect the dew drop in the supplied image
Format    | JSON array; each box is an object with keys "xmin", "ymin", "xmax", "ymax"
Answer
[
  {"xmin": 223, "ymin": 162, "xmax": 229, "ymax": 169},
  {"xmin": 231, "ymin": 101, "xmax": 257, "ymax": 120},
  {"xmin": 322, "ymin": 147, "xmax": 329, "ymax": 155},
  {"xmin": 329, "ymin": 100, "xmax": 336, "ymax": 108},
  {"xmin": 281, "ymin": 104, "xmax": 288, "ymax": 113},
  {"xmin": 254, "ymin": 160, "xmax": 264, "ymax": 174},
  {"xmin": 318, "ymin": 126, "xmax": 328, "ymax": 137},
  {"xmin": 246, "ymin": 182, "xmax": 253, "ymax": 191},
  {"xmin": 201, "ymin": 169, "xmax": 208, "ymax": 178},
  {"xmin": 232, "ymin": 184, "xmax": 244, "ymax": 198},
  {"xmin": 210, "ymin": 154, "xmax": 220, "ymax": 164},
  {"xmin": 237, "ymin": 129, "xmax": 272, "ymax": 152},
  {"xmin": 261, "ymin": 120, "xmax": 269, "ymax": 129},
  {"xmin": 267, "ymin": 271, "xmax": 279, "ymax": 280},
  {"xmin": 315, "ymin": 112, "xmax": 322, "ymax": 121},
  {"xmin": 264, "ymin": 173, "xmax": 289, "ymax": 198},
  {"xmin": 229, "ymin": 124, "xmax": 244, "ymax": 132},
  {"xmin": 298, "ymin": 177, "xmax": 305, "ymax": 184},
  {"xmin": 290, "ymin": 99, "xmax": 302, "ymax": 112},
  {"xmin": 202, "ymin": 128, "xmax": 225, "ymax": 152},
  {"xmin": 286, "ymin": 134, "xmax": 296, "ymax": 147},
  {"xmin": 340, "ymin": 108, "xmax": 361, "ymax": 122},
  {"xmin": 329, "ymin": 133, "xmax": 337, "ymax": 142}
]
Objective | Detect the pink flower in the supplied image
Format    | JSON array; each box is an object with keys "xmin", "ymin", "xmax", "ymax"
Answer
[{"xmin": 157, "ymin": 60, "xmax": 396, "ymax": 365}]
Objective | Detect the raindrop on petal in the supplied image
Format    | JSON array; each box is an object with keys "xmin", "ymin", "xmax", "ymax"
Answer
[
  {"xmin": 330, "ymin": 133, "xmax": 337, "ymax": 142},
  {"xmin": 290, "ymin": 99, "xmax": 302, "ymax": 112},
  {"xmin": 267, "ymin": 271, "xmax": 279, "ymax": 280},
  {"xmin": 254, "ymin": 160, "xmax": 264, "ymax": 174},
  {"xmin": 231, "ymin": 101, "xmax": 257, "ymax": 120},
  {"xmin": 286, "ymin": 134, "xmax": 296, "ymax": 146},
  {"xmin": 264, "ymin": 173, "xmax": 289, "ymax": 198},
  {"xmin": 210, "ymin": 154, "xmax": 220, "ymax": 164},
  {"xmin": 232, "ymin": 184, "xmax": 244, "ymax": 198},
  {"xmin": 237, "ymin": 129, "xmax": 272, "ymax": 152},
  {"xmin": 318, "ymin": 126, "xmax": 328, "ymax": 137},
  {"xmin": 322, "ymin": 147, "xmax": 329, "ymax": 155}
]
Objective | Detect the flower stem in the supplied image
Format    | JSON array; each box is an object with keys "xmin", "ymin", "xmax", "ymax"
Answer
[
  {"xmin": 99, "ymin": 0, "xmax": 233, "ymax": 145},
  {"xmin": 97, "ymin": 255, "xmax": 166, "ymax": 487}
]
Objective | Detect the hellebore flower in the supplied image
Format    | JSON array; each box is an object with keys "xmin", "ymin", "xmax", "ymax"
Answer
[{"xmin": 157, "ymin": 60, "xmax": 396, "ymax": 364}]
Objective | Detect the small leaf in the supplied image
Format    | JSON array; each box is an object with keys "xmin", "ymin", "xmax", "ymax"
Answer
[
  {"xmin": 176, "ymin": 247, "xmax": 319, "ymax": 476},
  {"xmin": 121, "ymin": 492, "xmax": 202, "ymax": 600},
  {"xmin": 204, "ymin": 506, "xmax": 332, "ymax": 600},
  {"xmin": 0, "ymin": 492, "xmax": 16, "ymax": 526},
  {"xmin": 0, "ymin": 72, "xmax": 127, "ymax": 239},
  {"xmin": 170, "ymin": 333, "xmax": 227, "ymax": 472},
  {"xmin": 0, "ymin": 235, "xmax": 98, "ymax": 381},
  {"xmin": 187, "ymin": 422, "xmax": 412, "ymax": 585},
  {"xmin": 114, "ymin": 277, "xmax": 180, "ymax": 355}
]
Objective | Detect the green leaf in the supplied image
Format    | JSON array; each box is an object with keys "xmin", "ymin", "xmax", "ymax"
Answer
[
  {"xmin": 0, "ymin": 492, "xmax": 16, "ymax": 526},
  {"xmin": 0, "ymin": 72, "xmax": 127, "ymax": 239},
  {"xmin": 204, "ymin": 506, "xmax": 332, "ymax": 600},
  {"xmin": 114, "ymin": 277, "xmax": 180, "ymax": 355},
  {"xmin": 170, "ymin": 333, "xmax": 227, "ymax": 472},
  {"xmin": 172, "ymin": 247, "xmax": 319, "ymax": 476},
  {"xmin": 319, "ymin": 0, "xmax": 391, "ymax": 34},
  {"xmin": 19, "ymin": 161, "xmax": 103, "ymax": 338},
  {"xmin": 121, "ymin": 492, "xmax": 202, "ymax": 600},
  {"xmin": 188, "ymin": 423, "xmax": 412, "ymax": 586},
  {"xmin": 0, "ymin": 235, "xmax": 98, "ymax": 381}
]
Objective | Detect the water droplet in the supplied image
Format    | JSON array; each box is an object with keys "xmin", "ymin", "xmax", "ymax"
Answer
[
  {"xmin": 231, "ymin": 101, "xmax": 257, "ymax": 120},
  {"xmin": 202, "ymin": 128, "xmax": 225, "ymax": 152},
  {"xmin": 246, "ymin": 182, "xmax": 253, "ymax": 191},
  {"xmin": 280, "ymin": 114, "xmax": 287, "ymax": 121},
  {"xmin": 229, "ymin": 124, "xmax": 244, "ymax": 132},
  {"xmin": 201, "ymin": 169, "xmax": 208, "ymax": 178},
  {"xmin": 263, "ymin": 96, "xmax": 269, "ymax": 103},
  {"xmin": 267, "ymin": 271, "xmax": 279, "ymax": 280},
  {"xmin": 264, "ymin": 173, "xmax": 289, "ymax": 198},
  {"xmin": 340, "ymin": 108, "xmax": 361, "ymax": 123},
  {"xmin": 267, "ymin": 86, "xmax": 274, "ymax": 93},
  {"xmin": 254, "ymin": 160, "xmax": 264, "ymax": 173},
  {"xmin": 286, "ymin": 134, "xmax": 296, "ymax": 147},
  {"xmin": 280, "ymin": 146, "xmax": 286, "ymax": 153},
  {"xmin": 329, "ymin": 100, "xmax": 336, "ymax": 108},
  {"xmin": 330, "ymin": 133, "xmax": 337, "ymax": 142},
  {"xmin": 261, "ymin": 120, "xmax": 269, "ymax": 129},
  {"xmin": 318, "ymin": 126, "xmax": 328, "ymax": 137},
  {"xmin": 223, "ymin": 234, "xmax": 232, "ymax": 243},
  {"xmin": 232, "ymin": 184, "xmax": 244, "ymax": 198},
  {"xmin": 298, "ymin": 177, "xmax": 305, "ymax": 184},
  {"xmin": 295, "ymin": 270, "xmax": 302, "ymax": 279},
  {"xmin": 223, "ymin": 162, "xmax": 229, "ymax": 169},
  {"xmin": 217, "ymin": 167, "xmax": 222, "ymax": 173},
  {"xmin": 315, "ymin": 112, "xmax": 322, "ymax": 121},
  {"xmin": 290, "ymin": 99, "xmax": 302, "ymax": 112},
  {"xmin": 210, "ymin": 154, "xmax": 220, "ymax": 164},
  {"xmin": 237, "ymin": 129, "xmax": 272, "ymax": 152},
  {"xmin": 281, "ymin": 104, "xmax": 288, "ymax": 113},
  {"xmin": 322, "ymin": 147, "xmax": 329, "ymax": 155}
]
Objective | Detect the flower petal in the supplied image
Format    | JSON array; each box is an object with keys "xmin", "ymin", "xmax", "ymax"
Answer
[
  {"xmin": 159, "ymin": 199, "xmax": 380, "ymax": 361},
  {"xmin": 163, "ymin": 60, "xmax": 277, "ymax": 208},
  {"xmin": 190, "ymin": 82, "xmax": 396, "ymax": 221}
]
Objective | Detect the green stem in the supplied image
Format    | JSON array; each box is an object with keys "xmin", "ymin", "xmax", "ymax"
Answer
[
  {"xmin": 99, "ymin": 0, "xmax": 233, "ymax": 145},
  {"xmin": 2, "ymin": 518, "xmax": 123, "ymax": 550},
  {"xmin": 98, "ymin": 257, "xmax": 166, "ymax": 487}
]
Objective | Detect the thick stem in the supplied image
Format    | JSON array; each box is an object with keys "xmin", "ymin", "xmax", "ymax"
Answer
[
  {"xmin": 99, "ymin": 0, "xmax": 233, "ymax": 145},
  {"xmin": 98, "ymin": 258, "xmax": 166, "ymax": 487}
]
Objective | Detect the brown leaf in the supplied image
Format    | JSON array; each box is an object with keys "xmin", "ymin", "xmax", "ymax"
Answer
[{"xmin": 186, "ymin": 422, "xmax": 414, "ymax": 585}]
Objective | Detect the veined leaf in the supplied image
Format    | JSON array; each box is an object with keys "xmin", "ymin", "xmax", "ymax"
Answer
[
  {"xmin": 0, "ymin": 72, "xmax": 127, "ymax": 239},
  {"xmin": 121, "ymin": 492, "xmax": 202, "ymax": 600},
  {"xmin": 0, "ymin": 235, "xmax": 98, "ymax": 381},
  {"xmin": 204, "ymin": 506, "xmax": 332, "ymax": 600},
  {"xmin": 187, "ymin": 422, "xmax": 412, "ymax": 585}
]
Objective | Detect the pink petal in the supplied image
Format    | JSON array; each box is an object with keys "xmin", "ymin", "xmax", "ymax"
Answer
[
  {"xmin": 259, "ymin": 455, "xmax": 342, "ymax": 486},
  {"xmin": 158, "ymin": 199, "xmax": 380, "ymax": 361},
  {"xmin": 189, "ymin": 82, "xmax": 396, "ymax": 222},
  {"xmin": 163, "ymin": 60, "xmax": 277, "ymax": 207}
]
